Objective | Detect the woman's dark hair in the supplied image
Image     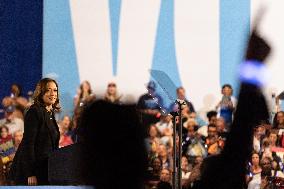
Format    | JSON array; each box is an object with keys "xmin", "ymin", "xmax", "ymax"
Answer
[{"xmin": 32, "ymin": 78, "xmax": 60, "ymax": 111}]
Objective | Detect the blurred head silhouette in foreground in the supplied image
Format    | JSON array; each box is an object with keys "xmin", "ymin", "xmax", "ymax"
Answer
[{"xmin": 76, "ymin": 100, "xmax": 147, "ymax": 189}]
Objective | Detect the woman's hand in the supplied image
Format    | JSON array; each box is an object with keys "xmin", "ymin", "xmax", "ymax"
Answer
[{"xmin": 28, "ymin": 176, "xmax": 37, "ymax": 185}]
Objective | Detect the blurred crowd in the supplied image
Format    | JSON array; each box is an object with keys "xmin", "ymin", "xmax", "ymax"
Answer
[{"xmin": 0, "ymin": 81, "xmax": 283, "ymax": 189}]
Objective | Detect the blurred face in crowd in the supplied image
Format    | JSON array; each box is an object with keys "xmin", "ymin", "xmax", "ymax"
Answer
[
  {"xmin": 177, "ymin": 88, "xmax": 186, "ymax": 100},
  {"xmin": 152, "ymin": 158, "xmax": 162, "ymax": 172},
  {"xmin": 277, "ymin": 112, "xmax": 284, "ymax": 125},
  {"xmin": 149, "ymin": 125, "xmax": 158, "ymax": 138},
  {"xmin": 216, "ymin": 118, "xmax": 226, "ymax": 132},
  {"xmin": 11, "ymin": 84, "xmax": 20, "ymax": 97},
  {"xmin": 181, "ymin": 106, "xmax": 190, "ymax": 117},
  {"xmin": 181, "ymin": 156, "xmax": 189, "ymax": 171},
  {"xmin": 208, "ymin": 125, "xmax": 217, "ymax": 138},
  {"xmin": 159, "ymin": 145, "xmax": 168, "ymax": 158},
  {"xmin": 5, "ymin": 111, "xmax": 14, "ymax": 122},
  {"xmin": 160, "ymin": 169, "xmax": 171, "ymax": 183},
  {"xmin": 209, "ymin": 116, "xmax": 217, "ymax": 125},
  {"xmin": 14, "ymin": 131, "xmax": 23, "ymax": 145},
  {"xmin": 107, "ymin": 83, "xmax": 117, "ymax": 95},
  {"xmin": 251, "ymin": 153, "xmax": 260, "ymax": 166},
  {"xmin": 261, "ymin": 158, "xmax": 272, "ymax": 170},
  {"xmin": 187, "ymin": 125, "xmax": 196, "ymax": 138},
  {"xmin": 42, "ymin": 81, "xmax": 58, "ymax": 107},
  {"xmin": 222, "ymin": 86, "xmax": 232, "ymax": 97},
  {"xmin": 268, "ymin": 133, "xmax": 278, "ymax": 146},
  {"xmin": 164, "ymin": 115, "xmax": 172, "ymax": 123},
  {"xmin": 61, "ymin": 116, "xmax": 71, "ymax": 130},
  {"xmin": 82, "ymin": 81, "xmax": 91, "ymax": 93},
  {"xmin": 189, "ymin": 112, "xmax": 196, "ymax": 119},
  {"xmin": 0, "ymin": 127, "xmax": 9, "ymax": 138},
  {"xmin": 194, "ymin": 156, "xmax": 203, "ymax": 165}
]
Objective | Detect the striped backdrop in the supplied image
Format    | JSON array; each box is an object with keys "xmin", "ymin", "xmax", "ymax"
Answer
[{"xmin": 1, "ymin": 0, "xmax": 284, "ymax": 118}]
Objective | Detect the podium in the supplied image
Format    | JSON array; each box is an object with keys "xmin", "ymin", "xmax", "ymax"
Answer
[{"xmin": 48, "ymin": 143, "xmax": 86, "ymax": 185}]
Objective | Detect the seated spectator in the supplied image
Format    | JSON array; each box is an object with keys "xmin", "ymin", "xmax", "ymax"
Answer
[
  {"xmin": 261, "ymin": 139, "xmax": 282, "ymax": 169},
  {"xmin": 155, "ymin": 114, "xmax": 173, "ymax": 149},
  {"xmin": 182, "ymin": 123, "xmax": 207, "ymax": 162},
  {"xmin": 183, "ymin": 156, "xmax": 203, "ymax": 189},
  {"xmin": 1, "ymin": 84, "xmax": 29, "ymax": 120},
  {"xmin": 157, "ymin": 168, "xmax": 172, "ymax": 189},
  {"xmin": 0, "ymin": 106, "xmax": 24, "ymax": 136},
  {"xmin": 145, "ymin": 125, "xmax": 161, "ymax": 155},
  {"xmin": 158, "ymin": 144, "xmax": 173, "ymax": 170},
  {"xmin": 13, "ymin": 130, "xmax": 23, "ymax": 151},
  {"xmin": 260, "ymin": 157, "xmax": 284, "ymax": 179},
  {"xmin": 253, "ymin": 125, "xmax": 266, "ymax": 153},
  {"xmin": 197, "ymin": 110, "xmax": 217, "ymax": 137},
  {"xmin": 215, "ymin": 84, "xmax": 236, "ymax": 126},
  {"xmin": 273, "ymin": 111, "xmax": 284, "ymax": 130},
  {"xmin": 0, "ymin": 125, "xmax": 15, "ymax": 164},
  {"xmin": 181, "ymin": 156, "xmax": 191, "ymax": 180},
  {"xmin": 104, "ymin": 82, "xmax": 121, "ymax": 104},
  {"xmin": 268, "ymin": 130, "xmax": 279, "ymax": 148},
  {"xmin": 145, "ymin": 157, "xmax": 162, "ymax": 188},
  {"xmin": 169, "ymin": 87, "xmax": 195, "ymax": 113}
]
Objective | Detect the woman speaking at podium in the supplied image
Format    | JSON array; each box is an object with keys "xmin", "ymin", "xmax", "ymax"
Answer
[{"xmin": 10, "ymin": 78, "xmax": 60, "ymax": 185}]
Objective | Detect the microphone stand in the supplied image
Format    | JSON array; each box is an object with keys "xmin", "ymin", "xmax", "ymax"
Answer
[{"xmin": 171, "ymin": 99, "xmax": 186, "ymax": 189}]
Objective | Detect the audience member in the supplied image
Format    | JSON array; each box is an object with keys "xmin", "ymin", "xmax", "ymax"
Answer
[
  {"xmin": 0, "ymin": 125, "xmax": 15, "ymax": 164},
  {"xmin": 104, "ymin": 82, "xmax": 121, "ymax": 104},
  {"xmin": 0, "ymin": 106, "xmax": 24, "ymax": 136},
  {"xmin": 169, "ymin": 87, "xmax": 195, "ymax": 113},
  {"xmin": 1, "ymin": 84, "xmax": 29, "ymax": 120},
  {"xmin": 197, "ymin": 110, "xmax": 217, "ymax": 137},
  {"xmin": 216, "ymin": 84, "xmax": 236, "ymax": 126}
]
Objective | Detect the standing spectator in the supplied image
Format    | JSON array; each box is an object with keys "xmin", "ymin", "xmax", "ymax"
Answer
[
  {"xmin": 58, "ymin": 126, "xmax": 73, "ymax": 148},
  {"xmin": 216, "ymin": 84, "xmax": 236, "ymax": 126},
  {"xmin": 2, "ymin": 84, "xmax": 29, "ymax": 120},
  {"xmin": 0, "ymin": 105, "xmax": 24, "ymax": 136},
  {"xmin": 104, "ymin": 82, "xmax": 121, "ymax": 104},
  {"xmin": 137, "ymin": 81, "xmax": 164, "ymax": 135},
  {"xmin": 74, "ymin": 81, "xmax": 95, "ymax": 109},
  {"xmin": 246, "ymin": 152, "xmax": 262, "ymax": 185},
  {"xmin": 169, "ymin": 87, "xmax": 195, "ymax": 113}
]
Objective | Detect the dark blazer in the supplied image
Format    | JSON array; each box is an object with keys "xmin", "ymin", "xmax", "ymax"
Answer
[{"xmin": 9, "ymin": 104, "xmax": 60, "ymax": 185}]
